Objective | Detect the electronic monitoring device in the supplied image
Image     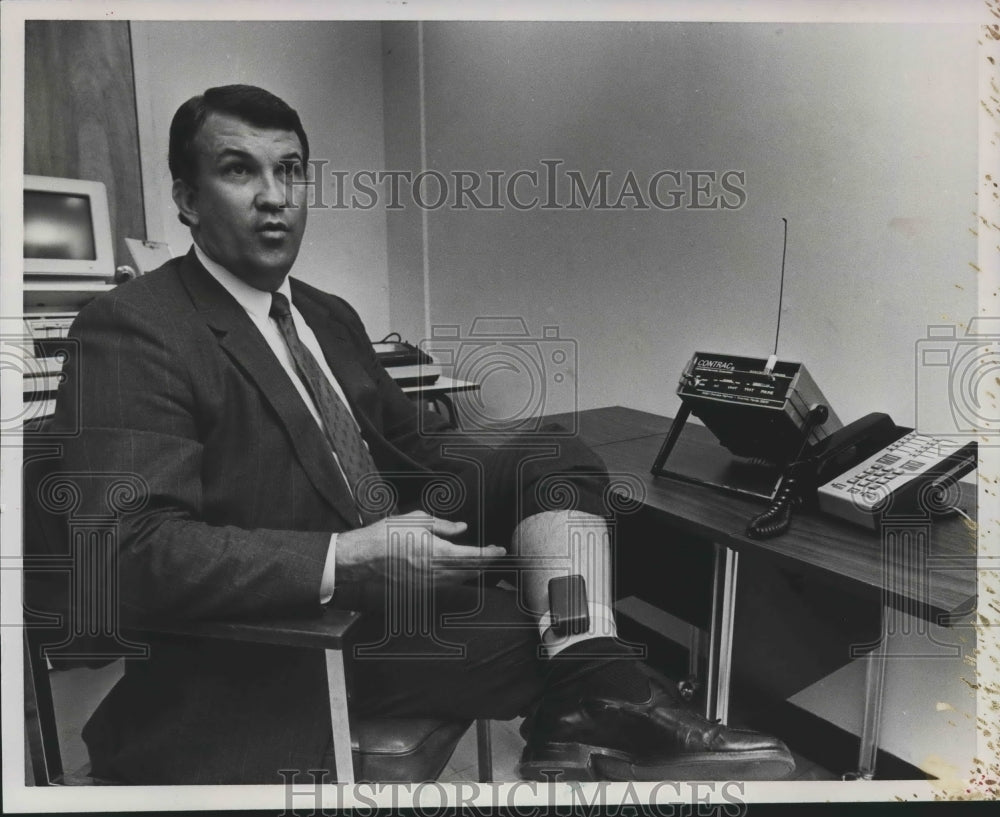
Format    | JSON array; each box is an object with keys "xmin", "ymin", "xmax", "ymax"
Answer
[{"xmin": 674, "ymin": 352, "xmax": 841, "ymax": 464}]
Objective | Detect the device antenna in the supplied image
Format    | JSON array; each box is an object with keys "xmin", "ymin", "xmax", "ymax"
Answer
[
  {"xmin": 774, "ymin": 217, "xmax": 788, "ymax": 356},
  {"xmin": 764, "ymin": 217, "xmax": 788, "ymax": 376}
]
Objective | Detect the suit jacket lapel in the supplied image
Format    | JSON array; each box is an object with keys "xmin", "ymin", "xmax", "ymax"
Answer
[{"xmin": 177, "ymin": 252, "xmax": 362, "ymax": 527}]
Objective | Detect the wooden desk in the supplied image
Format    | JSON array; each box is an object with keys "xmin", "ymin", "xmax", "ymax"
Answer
[{"xmin": 545, "ymin": 405, "xmax": 977, "ymax": 777}]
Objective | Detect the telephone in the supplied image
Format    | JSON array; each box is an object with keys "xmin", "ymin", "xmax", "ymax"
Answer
[{"xmin": 745, "ymin": 412, "xmax": 977, "ymax": 538}]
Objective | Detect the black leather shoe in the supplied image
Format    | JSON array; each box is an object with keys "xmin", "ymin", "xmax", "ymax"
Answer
[{"xmin": 519, "ymin": 675, "xmax": 795, "ymax": 781}]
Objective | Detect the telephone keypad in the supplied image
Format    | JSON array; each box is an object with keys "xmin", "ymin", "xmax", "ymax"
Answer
[{"xmin": 817, "ymin": 429, "xmax": 969, "ymax": 526}]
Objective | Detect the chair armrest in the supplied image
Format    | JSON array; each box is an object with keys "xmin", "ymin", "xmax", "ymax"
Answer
[{"xmin": 128, "ymin": 607, "xmax": 362, "ymax": 650}]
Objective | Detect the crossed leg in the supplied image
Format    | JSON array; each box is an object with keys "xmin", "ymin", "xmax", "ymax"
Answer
[{"xmin": 337, "ymin": 509, "xmax": 795, "ymax": 781}]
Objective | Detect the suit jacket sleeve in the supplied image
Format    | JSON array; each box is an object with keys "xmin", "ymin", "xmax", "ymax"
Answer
[{"xmin": 52, "ymin": 289, "xmax": 332, "ymax": 623}]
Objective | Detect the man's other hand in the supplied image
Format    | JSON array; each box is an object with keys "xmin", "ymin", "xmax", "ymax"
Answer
[{"xmin": 336, "ymin": 511, "xmax": 505, "ymax": 586}]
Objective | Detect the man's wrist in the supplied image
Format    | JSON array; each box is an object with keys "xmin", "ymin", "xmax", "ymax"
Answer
[{"xmin": 319, "ymin": 532, "xmax": 338, "ymax": 604}]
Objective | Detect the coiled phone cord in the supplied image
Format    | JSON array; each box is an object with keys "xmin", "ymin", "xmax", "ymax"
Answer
[{"xmin": 746, "ymin": 464, "xmax": 802, "ymax": 539}]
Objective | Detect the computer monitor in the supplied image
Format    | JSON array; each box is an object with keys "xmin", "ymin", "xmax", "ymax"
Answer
[{"xmin": 23, "ymin": 174, "xmax": 115, "ymax": 280}]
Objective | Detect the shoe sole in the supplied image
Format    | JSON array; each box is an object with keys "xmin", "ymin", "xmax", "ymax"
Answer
[{"xmin": 519, "ymin": 741, "xmax": 796, "ymax": 782}]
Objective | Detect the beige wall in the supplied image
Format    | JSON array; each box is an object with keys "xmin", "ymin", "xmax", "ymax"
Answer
[
  {"xmin": 131, "ymin": 21, "xmax": 393, "ymax": 337},
  {"xmin": 399, "ymin": 22, "xmax": 977, "ymax": 427},
  {"xmin": 382, "ymin": 21, "xmax": 429, "ymax": 347},
  {"xmin": 131, "ymin": 21, "xmax": 979, "ymax": 429}
]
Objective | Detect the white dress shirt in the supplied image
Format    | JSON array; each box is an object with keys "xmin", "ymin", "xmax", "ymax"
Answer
[{"xmin": 195, "ymin": 244, "xmax": 351, "ymax": 603}]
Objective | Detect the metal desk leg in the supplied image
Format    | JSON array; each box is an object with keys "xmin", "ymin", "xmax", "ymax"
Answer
[
  {"xmin": 325, "ymin": 648, "xmax": 355, "ymax": 784},
  {"xmin": 851, "ymin": 617, "xmax": 889, "ymax": 780},
  {"xmin": 705, "ymin": 544, "xmax": 739, "ymax": 724},
  {"xmin": 688, "ymin": 626, "xmax": 705, "ymax": 679},
  {"xmin": 476, "ymin": 719, "xmax": 493, "ymax": 782},
  {"xmin": 847, "ymin": 520, "xmax": 934, "ymax": 780},
  {"xmin": 679, "ymin": 625, "xmax": 706, "ymax": 702}
]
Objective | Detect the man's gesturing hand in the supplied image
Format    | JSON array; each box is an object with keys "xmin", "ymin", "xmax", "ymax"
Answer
[{"xmin": 336, "ymin": 511, "xmax": 506, "ymax": 587}]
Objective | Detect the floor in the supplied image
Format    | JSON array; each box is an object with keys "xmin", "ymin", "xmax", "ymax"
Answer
[
  {"xmin": 48, "ymin": 659, "xmax": 123, "ymax": 775},
  {"xmin": 48, "ymin": 660, "xmax": 837, "ymax": 783},
  {"xmin": 439, "ymin": 718, "xmax": 837, "ymax": 783}
]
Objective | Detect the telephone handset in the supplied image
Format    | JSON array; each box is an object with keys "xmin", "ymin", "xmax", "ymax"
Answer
[
  {"xmin": 746, "ymin": 412, "xmax": 976, "ymax": 538},
  {"xmin": 806, "ymin": 412, "xmax": 902, "ymax": 487}
]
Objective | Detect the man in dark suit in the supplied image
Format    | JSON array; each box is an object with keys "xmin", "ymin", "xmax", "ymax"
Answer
[{"xmin": 45, "ymin": 84, "xmax": 793, "ymax": 784}]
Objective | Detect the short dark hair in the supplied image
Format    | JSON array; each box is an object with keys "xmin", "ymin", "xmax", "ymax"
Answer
[{"xmin": 168, "ymin": 84, "xmax": 310, "ymax": 186}]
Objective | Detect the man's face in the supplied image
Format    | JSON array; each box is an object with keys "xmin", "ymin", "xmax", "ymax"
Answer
[{"xmin": 173, "ymin": 112, "xmax": 308, "ymax": 291}]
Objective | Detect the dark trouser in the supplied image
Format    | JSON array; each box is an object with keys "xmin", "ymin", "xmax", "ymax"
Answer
[{"xmin": 333, "ymin": 579, "xmax": 546, "ymax": 722}]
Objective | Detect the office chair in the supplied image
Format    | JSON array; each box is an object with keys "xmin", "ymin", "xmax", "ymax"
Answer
[
  {"xmin": 22, "ymin": 452, "xmax": 493, "ymax": 786},
  {"xmin": 23, "ymin": 617, "xmax": 492, "ymax": 785}
]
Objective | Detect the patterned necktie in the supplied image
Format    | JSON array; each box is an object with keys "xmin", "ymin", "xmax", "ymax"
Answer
[{"xmin": 270, "ymin": 292, "xmax": 381, "ymax": 525}]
